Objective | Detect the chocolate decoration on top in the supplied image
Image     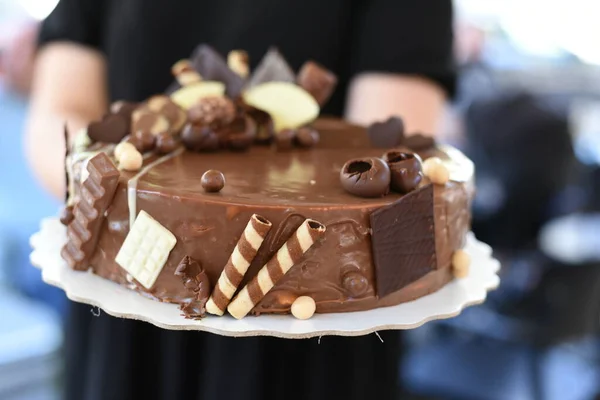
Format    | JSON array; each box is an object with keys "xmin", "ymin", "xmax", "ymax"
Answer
[
  {"xmin": 181, "ymin": 123, "xmax": 219, "ymax": 152},
  {"xmin": 201, "ymin": 170, "xmax": 225, "ymax": 193},
  {"xmin": 247, "ymin": 47, "xmax": 296, "ymax": 88},
  {"xmin": 295, "ymin": 127, "xmax": 320, "ymax": 148},
  {"xmin": 404, "ymin": 133, "xmax": 436, "ymax": 151},
  {"xmin": 87, "ymin": 114, "xmax": 129, "ymax": 144},
  {"xmin": 220, "ymin": 115, "xmax": 257, "ymax": 151},
  {"xmin": 340, "ymin": 157, "xmax": 391, "ymax": 198},
  {"xmin": 383, "ymin": 150, "xmax": 424, "ymax": 193},
  {"xmin": 188, "ymin": 96, "xmax": 236, "ymax": 128},
  {"xmin": 367, "ymin": 117, "xmax": 405, "ymax": 148},
  {"xmin": 174, "ymin": 256, "xmax": 211, "ymax": 318},
  {"xmin": 61, "ymin": 153, "xmax": 120, "ymax": 271},
  {"xmin": 297, "ymin": 61, "xmax": 338, "ymax": 106},
  {"xmin": 274, "ymin": 129, "xmax": 296, "ymax": 151},
  {"xmin": 59, "ymin": 205, "xmax": 74, "ymax": 226},
  {"xmin": 370, "ymin": 184, "xmax": 436, "ymax": 298},
  {"xmin": 131, "ymin": 110, "xmax": 169, "ymax": 136},
  {"xmin": 190, "ymin": 44, "xmax": 246, "ymax": 98},
  {"xmin": 132, "ymin": 129, "xmax": 156, "ymax": 152},
  {"xmin": 245, "ymin": 107, "xmax": 275, "ymax": 143},
  {"xmin": 155, "ymin": 131, "xmax": 180, "ymax": 154}
]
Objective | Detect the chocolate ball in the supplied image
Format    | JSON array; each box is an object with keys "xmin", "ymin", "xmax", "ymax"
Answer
[
  {"xmin": 155, "ymin": 131, "xmax": 179, "ymax": 154},
  {"xmin": 59, "ymin": 206, "xmax": 74, "ymax": 226},
  {"xmin": 201, "ymin": 170, "xmax": 225, "ymax": 193},
  {"xmin": 342, "ymin": 271, "xmax": 369, "ymax": 297},
  {"xmin": 295, "ymin": 127, "xmax": 320, "ymax": 148},
  {"xmin": 132, "ymin": 129, "xmax": 156, "ymax": 152},
  {"xmin": 340, "ymin": 157, "xmax": 391, "ymax": 198},
  {"xmin": 181, "ymin": 123, "xmax": 219, "ymax": 152},
  {"xmin": 383, "ymin": 150, "xmax": 423, "ymax": 193},
  {"xmin": 274, "ymin": 129, "xmax": 296, "ymax": 151}
]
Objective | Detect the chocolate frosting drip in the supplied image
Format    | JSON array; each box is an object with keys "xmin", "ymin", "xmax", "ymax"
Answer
[{"xmin": 77, "ymin": 118, "xmax": 472, "ymax": 316}]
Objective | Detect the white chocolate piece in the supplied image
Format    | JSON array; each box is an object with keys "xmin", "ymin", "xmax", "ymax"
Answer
[
  {"xmin": 116, "ymin": 210, "xmax": 177, "ymax": 289},
  {"xmin": 114, "ymin": 142, "xmax": 137, "ymax": 160},
  {"xmin": 170, "ymin": 81, "xmax": 227, "ymax": 110},
  {"xmin": 242, "ymin": 82, "xmax": 320, "ymax": 131},
  {"xmin": 452, "ymin": 249, "xmax": 471, "ymax": 279},
  {"xmin": 291, "ymin": 296, "xmax": 316, "ymax": 320},
  {"xmin": 119, "ymin": 149, "xmax": 143, "ymax": 171},
  {"xmin": 228, "ymin": 50, "xmax": 249, "ymax": 78},
  {"xmin": 423, "ymin": 157, "xmax": 450, "ymax": 185}
]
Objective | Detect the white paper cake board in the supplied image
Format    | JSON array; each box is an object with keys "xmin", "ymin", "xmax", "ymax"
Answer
[{"xmin": 30, "ymin": 217, "xmax": 500, "ymax": 338}]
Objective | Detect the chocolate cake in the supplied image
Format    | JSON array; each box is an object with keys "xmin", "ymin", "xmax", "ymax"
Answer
[{"xmin": 61, "ymin": 45, "xmax": 474, "ymax": 320}]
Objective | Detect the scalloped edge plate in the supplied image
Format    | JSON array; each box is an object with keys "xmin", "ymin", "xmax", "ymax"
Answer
[{"xmin": 30, "ymin": 217, "xmax": 500, "ymax": 338}]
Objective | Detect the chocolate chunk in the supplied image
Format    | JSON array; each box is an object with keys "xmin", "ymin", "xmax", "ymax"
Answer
[
  {"xmin": 155, "ymin": 131, "xmax": 179, "ymax": 154},
  {"xmin": 297, "ymin": 61, "xmax": 338, "ymax": 106},
  {"xmin": 383, "ymin": 150, "xmax": 423, "ymax": 193},
  {"xmin": 175, "ymin": 256, "xmax": 211, "ymax": 318},
  {"xmin": 247, "ymin": 47, "xmax": 295, "ymax": 88},
  {"xmin": 190, "ymin": 44, "xmax": 246, "ymax": 98},
  {"xmin": 370, "ymin": 184, "xmax": 436, "ymax": 297},
  {"xmin": 59, "ymin": 205, "xmax": 74, "ymax": 225},
  {"xmin": 87, "ymin": 114, "xmax": 129, "ymax": 144},
  {"xmin": 404, "ymin": 133, "xmax": 436, "ymax": 151},
  {"xmin": 61, "ymin": 153, "xmax": 120, "ymax": 271},
  {"xmin": 342, "ymin": 271, "xmax": 369, "ymax": 297},
  {"xmin": 274, "ymin": 129, "xmax": 296, "ymax": 151},
  {"xmin": 181, "ymin": 123, "xmax": 219, "ymax": 152},
  {"xmin": 201, "ymin": 170, "xmax": 225, "ymax": 193},
  {"xmin": 340, "ymin": 157, "xmax": 391, "ymax": 198},
  {"xmin": 295, "ymin": 127, "xmax": 320, "ymax": 148},
  {"xmin": 367, "ymin": 117, "xmax": 405, "ymax": 148}
]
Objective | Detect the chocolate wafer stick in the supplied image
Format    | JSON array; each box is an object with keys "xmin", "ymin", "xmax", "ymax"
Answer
[
  {"xmin": 227, "ymin": 219, "xmax": 326, "ymax": 319},
  {"xmin": 206, "ymin": 214, "xmax": 272, "ymax": 316}
]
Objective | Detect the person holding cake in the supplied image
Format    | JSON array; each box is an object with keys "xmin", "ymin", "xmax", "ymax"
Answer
[{"xmin": 26, "ymin": 1, "xmax": 456, "ymax": 399}]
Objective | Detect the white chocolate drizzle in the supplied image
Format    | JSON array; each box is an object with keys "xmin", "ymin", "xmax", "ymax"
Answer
[{"xmin": 127, "ymin": 148, "xmax": 184, "ymax": 227}]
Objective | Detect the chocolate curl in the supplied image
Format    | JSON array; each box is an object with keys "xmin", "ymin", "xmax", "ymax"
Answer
[
  {"xmin": 227, "ymin": 219, "xmax": 326, "ymax": 319},
  {"xmin": 206, "ymin": 214, "xmax": 272, "ymax": 316}
]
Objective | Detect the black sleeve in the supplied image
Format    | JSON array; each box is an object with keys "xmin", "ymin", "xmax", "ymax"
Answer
[
  {"xmin": 38, "ymin": 0, "xmax": 106, "ymax": 51},
  {"xmin": 350, "ymin": 0, "xmax": 456, "ymax": 97}
]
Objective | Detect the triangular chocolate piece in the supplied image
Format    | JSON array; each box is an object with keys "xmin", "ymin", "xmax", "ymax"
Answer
[
  {"xmin": 191, "ymin": 45, "xmax": 245, "ymax": 98},
  {"xmin": 367, "ymin": 117, "xmax": 405, "ymax": 148},
  {"xmin": 247, "ymin": 47, "xmax": 296, "ymax": 89},
  {"xmin": 370, "ymin": 184, "xmax": 436, "ymax": 298}
]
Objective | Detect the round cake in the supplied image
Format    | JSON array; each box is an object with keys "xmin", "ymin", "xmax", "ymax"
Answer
[{"xmin": 60, "ymin": 46, "xmax": 474, "ymax": 320}]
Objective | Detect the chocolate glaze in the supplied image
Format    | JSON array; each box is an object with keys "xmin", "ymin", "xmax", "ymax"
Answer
[{"xmin": 75, "ymin": 118, "xmax": 471, "ymax": 316}]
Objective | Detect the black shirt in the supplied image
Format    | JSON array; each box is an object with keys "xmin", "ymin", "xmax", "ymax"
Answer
[
  {"xmin": 40, "ymin": 0, "xmax": 455, "ymax": 115},
  {"xmin": 39, "ymin": 2, "xmax": 454, "ymax": 400}
]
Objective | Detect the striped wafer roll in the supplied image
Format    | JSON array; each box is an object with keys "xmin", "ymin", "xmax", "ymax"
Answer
[
  {"xmin": 205, "ymin": 214, "xmax": 272, "ymax": 316},
  {"xmin": 227, "ymin": 219, "xmax": 326, "ymax": 319}
]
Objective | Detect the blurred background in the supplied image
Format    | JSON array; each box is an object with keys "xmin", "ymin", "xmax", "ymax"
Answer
[{"xmin": 1, "ymin": 0, "xmax": 599, "ymax": 399}]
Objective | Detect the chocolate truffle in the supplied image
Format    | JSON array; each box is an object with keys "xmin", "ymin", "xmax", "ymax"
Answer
[
  {"xmin": 132, "ymin": 129, "xmax": 156, "ymax": 152},
  {"xmin": 201, "ymin": 170, "xmax": 225, "ymax": 193},
  {"xmin": 340, "ymin": 157, "xmax": 391, "ymax": 198},
  {"xmin": 295, "ymin": 127, "xmax": 320, "ymax": 148},
  {"xmin": 383, "ymin": 150, "xmax": 423, "ymax": 193},
  {"xmin": 181, "ymin": 123, "xmax": 219, "ymax": 152},
  {"xmin": 155, "ymin": 131, "xmax": 179, "ymax": 154}
]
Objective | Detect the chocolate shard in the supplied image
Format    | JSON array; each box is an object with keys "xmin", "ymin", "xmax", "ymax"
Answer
[
  {"xmin": 367, "ymin": 117, "xmax": 405, "ymax": 148},
  {"xmin": 297, "ymin": 61, "xmax": 338, "ymax": 106},
  {"xmin": 61, "ymin": 153, "xmax": 120, "ymax": 271},
  {"xmin": 370, "ymin": 184, "xmax": 436, "ymax": 298},
  {"xmin": 191, "ymin": 44, "xmax": 245, "ymax": 98},
  {"xmin": 247, "ymin": 47, "xmax": 296, "ymax": 89},
  {"xmin": 175, "ymin": 256, "xmax": 211, "ymax": 318},
  {"xmin": 87, "ymin": 114, "xmax": 129, "ymax": 144}
]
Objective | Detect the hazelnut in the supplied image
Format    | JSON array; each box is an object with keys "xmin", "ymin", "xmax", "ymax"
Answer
[
  {"xmin": 291, "ymin": 296, "xmax": 316, "ymax": 320},
  {"xmin": 452, "ymin": 249, "xmax": 471, "ymax": 279},
  {"xmin": 340, "ymin": 157, "xmax": 391, "ymax": 198},
  {"xmin": 118, "ymin": 148, "xmax": 143, "ymax": 171},
  {"xmin": 423, "ymin": 157, "xmax": 450, "ymax": 185},
  {"xmin": 114, "ymin": 141, "xmax": 137, "ymax": 160}
]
